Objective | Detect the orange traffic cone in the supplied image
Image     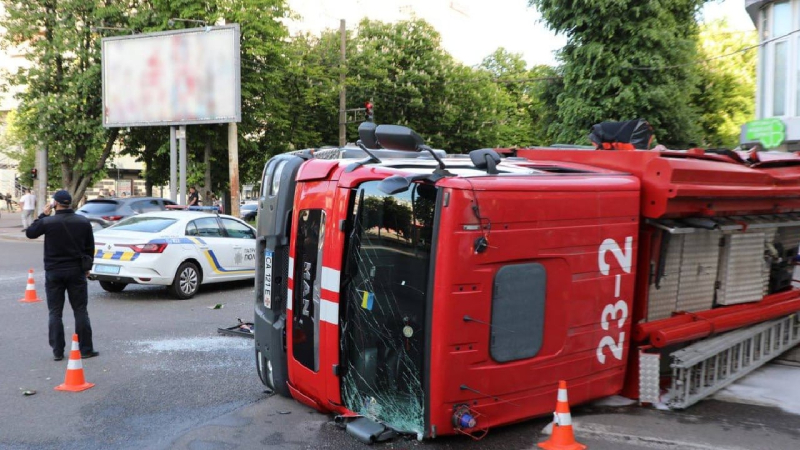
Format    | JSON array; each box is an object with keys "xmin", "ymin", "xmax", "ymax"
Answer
[
  {"xmin": 18, "ymin": 269, "xmax": 42, "ymax": 303},
  {"xmin": 538, "ymin": 380, "xmax": 587, "ymax": 450},
  {"xmin": 55, "ymin": 334, "xmax": 95, "ymax": 392}
]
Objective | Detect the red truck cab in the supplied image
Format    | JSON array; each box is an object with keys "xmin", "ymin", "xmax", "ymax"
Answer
[{"xmin": 255, "ymin": 124, "xmax": 642, "ymax": 439}]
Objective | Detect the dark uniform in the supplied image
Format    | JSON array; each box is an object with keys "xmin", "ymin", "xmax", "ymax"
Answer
[{"xmin": 25, "ymin": 190, "xmax": 97, "ymax": 360}]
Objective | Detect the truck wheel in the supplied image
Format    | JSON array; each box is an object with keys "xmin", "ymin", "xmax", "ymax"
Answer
[
  {"xmin": 169, "ymin": 261, "xmax": 201, "ymax": 299},
  {"xmin": 99, "ymin": 281, "xmax": 127, "ymax": 292}
]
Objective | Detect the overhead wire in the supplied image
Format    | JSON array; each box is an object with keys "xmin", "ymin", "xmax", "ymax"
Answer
[{"xmin": 630, "ymin": 28, "xmax": 787, "ymax": 71}]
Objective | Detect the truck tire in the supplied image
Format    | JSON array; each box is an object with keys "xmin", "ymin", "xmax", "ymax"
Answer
[
  {"xmin": 99, "ymin": 281, "xmax": 127, "ymax": 292},
  {"xmin": 169, "ymin": 261, "xmax": 201, "ymax": 299}
]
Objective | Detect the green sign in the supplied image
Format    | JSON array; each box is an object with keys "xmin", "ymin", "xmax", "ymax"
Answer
[{"xmin": 745, "ymin": 118, "xmax": 785, "ymax": 149}]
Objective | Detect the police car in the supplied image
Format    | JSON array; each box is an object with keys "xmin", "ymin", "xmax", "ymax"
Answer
[{"xmin": 89, "ymin": 210, "xmax": 256, "ymax": 299}]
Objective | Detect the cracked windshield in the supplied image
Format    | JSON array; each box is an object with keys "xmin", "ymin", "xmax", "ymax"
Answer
[{"xmin": 341, "ymin": 180, "xmax": 438, "ymax": 435}]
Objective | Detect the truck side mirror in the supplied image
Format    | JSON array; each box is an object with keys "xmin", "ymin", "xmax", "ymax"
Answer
[
  {"xmin": 377, "ymin": 175, "xmax": 411, "ymax": 195},
  {"xmin": 469, "ymin": 149, "xmax": 501, "ymax": 174},
  {"xmin": 358, "ymin": 122, "xmax": 380, "ymax": 149}
]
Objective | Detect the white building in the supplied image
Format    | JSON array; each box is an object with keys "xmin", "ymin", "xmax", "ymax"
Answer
[{"xmin": 743, "ymin": 0, "xmax": 800, "ymax": 149}]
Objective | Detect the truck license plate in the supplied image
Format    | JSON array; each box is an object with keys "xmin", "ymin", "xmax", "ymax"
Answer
[
  {"xmin": 264, "ymin": 251, "xmax": 273, "ymax": 308},
  {"xmin": 95, "ymin": 264, "xmax": 120, "ymax": 275}
]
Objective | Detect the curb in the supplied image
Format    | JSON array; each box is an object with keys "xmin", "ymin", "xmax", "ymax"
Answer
[{"xmin": 570, "ymin": 422, "xmax": 753, "ymax": 450}]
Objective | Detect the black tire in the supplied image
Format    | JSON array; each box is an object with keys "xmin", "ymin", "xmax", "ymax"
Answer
[
  {"xmin": 169, "ymin": 261, "xmax": 201, "ymax": 299},
  {"xmin": 99, "ymin": 281, "xmax": 127, "ymax": 292}
]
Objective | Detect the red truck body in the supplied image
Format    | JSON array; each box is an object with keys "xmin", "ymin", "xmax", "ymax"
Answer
[{"xmin": 254, "ymin": 126, "xmax": 800, "ymax": 440}]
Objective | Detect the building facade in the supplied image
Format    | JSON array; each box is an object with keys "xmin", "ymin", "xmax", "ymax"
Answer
[{"xmin": 744, "ymin": 0, "xmax": 800, "ymax": 149}]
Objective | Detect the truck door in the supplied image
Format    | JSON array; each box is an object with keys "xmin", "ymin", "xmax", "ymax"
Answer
[{"xmin": 255, "ymin": 154, "xmax": 308, "ymax": 397}]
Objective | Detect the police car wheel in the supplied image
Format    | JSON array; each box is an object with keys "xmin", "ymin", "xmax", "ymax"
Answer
[
  {"xmin": 170, "ymin": 261, "xmax": 201, "ymax": 299},
  {"xmin": 99, "ymin": 281, "xmax": 127, "ymax": 292}
]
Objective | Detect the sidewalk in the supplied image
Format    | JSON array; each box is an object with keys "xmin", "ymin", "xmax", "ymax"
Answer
[{"xmin": 0, "ymin": 210, "xmax": 40, "ymax": 241}]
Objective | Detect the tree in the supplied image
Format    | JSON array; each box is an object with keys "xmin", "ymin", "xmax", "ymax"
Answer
[
  {"xmin": 479, "ymin": 48, "xmax": 538, "ymax": 146},
  {"xmin": 340, "ymin": 19, "xmax": 526, "ymax": 152},
  {"xmin": 1, "ymin": 0, "xmax": 126, "ymax": 206},
  {"xmin": 530, "ymin": 0, "xmax": 708, "ymax": 147},
  {"xmin": 118, "ymin": 0, "xmax": 291, "ymax": 193},
  {"xmin": 693, "ymin": 20, "xmax": 756, "ymax": 148}
]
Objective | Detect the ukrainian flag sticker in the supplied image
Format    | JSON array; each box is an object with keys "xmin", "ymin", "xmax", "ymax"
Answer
[{"xmin": 360, "ymin": 291, "xmax": 375, "ymax": 310}]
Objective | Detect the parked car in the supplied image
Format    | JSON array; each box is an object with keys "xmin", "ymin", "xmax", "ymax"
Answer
[
  {"xmin": 240, "ymin": 203, "xmax": 258, "ymax": 221},
  {"xmin": 77, "ymin": 197, "xmax": 177, "ymax": 229},
  {"xmin": 89, "ymin": 210, "xmax": 256, "ymax": 299}
]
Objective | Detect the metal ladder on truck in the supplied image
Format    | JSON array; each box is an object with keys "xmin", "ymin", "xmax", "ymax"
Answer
[
  {"xmin": 639, "ymin": 314, "xmax": 800, "ymax": 408},
  {"xmin": 672, "ymin": 314, "xmax": 800, "ymax": 408}
]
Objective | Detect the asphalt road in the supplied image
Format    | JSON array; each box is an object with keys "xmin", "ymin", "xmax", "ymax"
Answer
[{"xmin": 2, "ymin": 235, "xmax": 800, "ymax": 450}]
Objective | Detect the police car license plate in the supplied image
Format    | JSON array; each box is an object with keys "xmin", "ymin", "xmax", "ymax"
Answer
[
  {"xmin": 95, "ymin": 264, "xmax": 120, "ymax": 275},
  {"xmin": 264, "ymin": 251, "xmax": 273, "ymax": 308}
]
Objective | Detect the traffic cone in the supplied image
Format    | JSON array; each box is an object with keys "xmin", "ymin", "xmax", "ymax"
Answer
[
  {"xmin": 55, "ymin": 334, "xmax": 95, "ymax": 392},
  {"xmin": 18, "ymin": 269, "xmax": 42, "ymax": 303},
  {"xmin": 538, "ymin": 380, "xmax": 586, "ymax": 450}
]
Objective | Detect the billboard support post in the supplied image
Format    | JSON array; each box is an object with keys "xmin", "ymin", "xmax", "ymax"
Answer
[
  {"xmin": 36, "ymin": 142, "xmax": 47, "ymax": 213},
  {"xmin": 228, "ymin": 122, "xmax": 239, "ymax": 218},
  {"xmin": 179, "ymin": 125, "xmax": 187, "ymax": 205},
  {"xmin": 170, "ymin": 126, "xmax": 177, "ymax": 202}
]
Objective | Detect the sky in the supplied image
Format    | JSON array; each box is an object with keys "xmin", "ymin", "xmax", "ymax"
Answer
[{"xmin": 287, "ymin": 0, "xmax": 756, "ymax": 68}]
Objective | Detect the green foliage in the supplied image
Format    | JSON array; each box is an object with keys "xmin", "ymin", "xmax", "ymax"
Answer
[
  {"xmin": 304, "ymin": 19, "xmax": 542, "ymax": 152},
  {"xmin": 530, "ymin": 0, "xmax": 708, "ymax": 147},
  {"xmin": 121, "ymin": 0, "xmax": 291, "ymax": 193},
  {"xmin": 1, "ymin": 0, "xmax": 123, "ymax": 203},
  {"xmin": 694, "ymin": 20, "xmax": 756, "ymax": 148}
]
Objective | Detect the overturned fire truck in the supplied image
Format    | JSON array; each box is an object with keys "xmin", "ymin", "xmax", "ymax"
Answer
[{"xmin": 253, "ymin": 121, "xmax": 800, "ymax": 442}]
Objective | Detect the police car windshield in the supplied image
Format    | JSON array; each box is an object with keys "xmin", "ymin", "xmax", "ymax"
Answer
[{"xmin": 111, "ymin": 217, "xmax": 177, "ymax": 233}]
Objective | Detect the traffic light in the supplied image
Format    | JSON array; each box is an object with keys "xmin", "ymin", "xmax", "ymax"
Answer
[
  {"xmin": 365, "ymin": 101, "xmax": 374, "ymax": 122},
  {"xmin": 30, "ymin": 168, "xmax": 37, "ymax": 179}
]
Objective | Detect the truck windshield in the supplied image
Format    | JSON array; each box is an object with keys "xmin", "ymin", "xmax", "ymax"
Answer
[{"xmin": 340, "ymin": 180, "xmax": 437, "ymax": 436}]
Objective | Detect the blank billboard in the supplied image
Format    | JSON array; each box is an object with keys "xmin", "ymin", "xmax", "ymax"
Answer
[{"xmin": 102, "ymin": 25, "xmax": 241, "ymax": 127}]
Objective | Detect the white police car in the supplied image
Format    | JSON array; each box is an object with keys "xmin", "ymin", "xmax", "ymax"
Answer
[{"xmin": 89, "ymin": 210, "xmax": 256, "ymax": 299}]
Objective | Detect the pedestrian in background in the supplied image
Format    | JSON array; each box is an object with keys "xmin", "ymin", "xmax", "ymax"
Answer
[
  {"xmin": 187, "ymin": 186, "xmax": 200, "ymax": 206},
  {"xmin": 25, "ymin": 190, "xmax": 99, "ymax": 361},
  {"xmin": 19, "ymin": 189, "xmax": 36, "ymax": 231},
  {"xmin": 4, "ymin": 192, "xmax": 12, "ymax": 211}
]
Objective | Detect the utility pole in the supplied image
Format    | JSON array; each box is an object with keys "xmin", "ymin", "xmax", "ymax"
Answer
[
  {"xmin": 169, "ymin": 126, "xmax": 177, "ymax": 202},
  {"xmin": 338, "ymin": 19, "xmax": 346, "ymax": 147},
  {"xmin": 36, "ymin": 142, "xmax": 47, "ymax": 213},
  {"xmin": 178, "ymin": 126, "xmax": 187, "ymax": 205},
  {"xmin": 228, "ymin": 122, "xmax": 240, "ymax": 218}
]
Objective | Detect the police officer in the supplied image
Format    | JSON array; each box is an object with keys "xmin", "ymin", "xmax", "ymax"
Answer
[{"xmin": 26, "ymin": 190, "xmax": 99, "ymax": 361}]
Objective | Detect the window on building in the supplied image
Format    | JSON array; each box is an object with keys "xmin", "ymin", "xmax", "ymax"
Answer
[
  {"xmin": 775, "ymin": 41, "xmax": 788, "ymax": 116},
  {"xmin": 774, "ymin": 1, "xmax": 792, "ymax": 38},
  {"xmin": 761, "ymin": 1, "xmax": 795, "ymax": 117}
]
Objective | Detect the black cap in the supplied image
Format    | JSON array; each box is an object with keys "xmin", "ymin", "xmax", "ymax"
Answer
[{"xmin": 53, "ymin": 190, "xmax": 72, "ymax": 205}]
